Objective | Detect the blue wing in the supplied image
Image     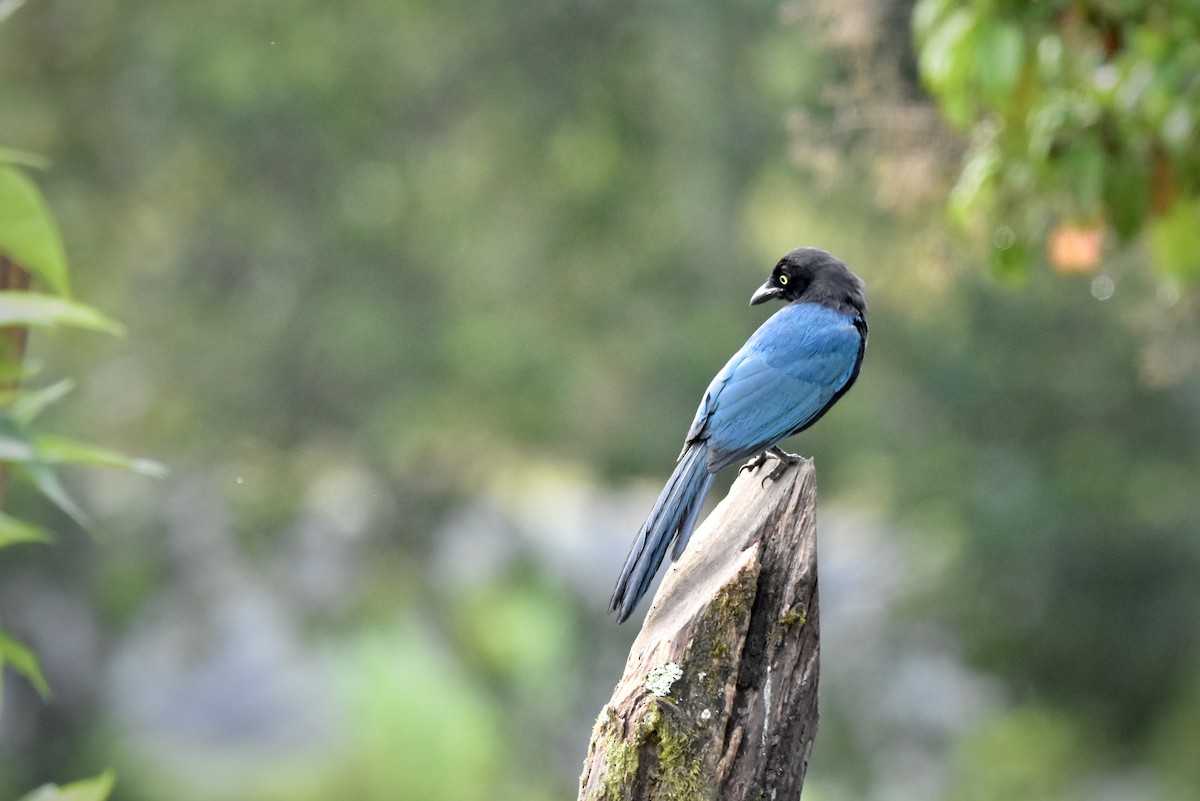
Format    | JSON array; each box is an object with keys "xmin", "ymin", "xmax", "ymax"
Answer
[{"xmin": 683, "ymin": 302, "xmax": 864, "ymax": 470}]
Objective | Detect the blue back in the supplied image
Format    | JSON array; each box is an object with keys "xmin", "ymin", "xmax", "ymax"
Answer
[{"xmin": 684, "ymin": 301, "xmax": 865, "ymax": 470}]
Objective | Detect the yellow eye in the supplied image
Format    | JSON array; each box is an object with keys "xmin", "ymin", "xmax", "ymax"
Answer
[{"xmin": 778, "ymin": 274, "xmax": 789, "ymax": 285}]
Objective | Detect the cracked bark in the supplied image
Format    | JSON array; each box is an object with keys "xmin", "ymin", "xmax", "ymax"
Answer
[{"xmin": 579, "ymin": 458, "xmax": 821, "ymax": 801}]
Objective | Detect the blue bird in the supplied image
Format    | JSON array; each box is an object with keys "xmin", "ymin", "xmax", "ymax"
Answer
[{"xmin": 609, "ymin": 247, "xmax": 867, "ymax": 623}]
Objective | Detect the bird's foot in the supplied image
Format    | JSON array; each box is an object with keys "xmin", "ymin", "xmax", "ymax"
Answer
[
  {"xmin": 740, "ymin": 447, "xmax": 802, "ymax": 485},
  {"xmin": 739, "ymin": 452, "xmax": 769, "ymax": 474}
]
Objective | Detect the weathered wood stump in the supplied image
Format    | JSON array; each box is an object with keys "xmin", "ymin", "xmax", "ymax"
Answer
[{"xmin": 579, "ymin": 458, "xmax": 821, "ymax": 801}]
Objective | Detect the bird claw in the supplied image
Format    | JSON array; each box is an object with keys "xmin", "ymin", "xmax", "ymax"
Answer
[
  {"xmin": 739, "ymin": 452, "xmax": 770, "ymax": 474},
  {"xmin": 740, "ymin": 447, "xmax": 802, "ymax": 486}
]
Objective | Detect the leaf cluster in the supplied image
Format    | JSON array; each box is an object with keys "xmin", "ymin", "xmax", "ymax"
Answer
[
  {"xmin": 0, "ymin": 153, "xmax": 162, "ymax": 730},
  {"xmin": 915, "ymin": 0, "xmax": 1200, "ymax": 280}
]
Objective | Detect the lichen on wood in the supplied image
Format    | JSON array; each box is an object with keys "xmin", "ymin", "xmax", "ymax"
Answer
[{"xmin": 579, "ymin": 458, "xmax": 822, "ymax": 801}]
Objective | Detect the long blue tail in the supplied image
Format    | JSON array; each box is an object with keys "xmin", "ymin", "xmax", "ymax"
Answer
[{"xmin": 609, "ymin": 444, "xmax": 715, "ymax": 623}]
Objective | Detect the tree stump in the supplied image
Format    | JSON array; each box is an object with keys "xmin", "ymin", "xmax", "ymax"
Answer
[{"xmin": 579, "ymin": 458, "xmax": 821, "ymax": 801}]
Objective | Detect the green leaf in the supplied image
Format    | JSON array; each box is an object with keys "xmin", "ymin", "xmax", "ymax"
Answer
[
  {"xmin": 0, "ymin": 411, "xmax": 155, "ymax": 527},
  {"xmin": 16, "ymin": 460, "xmax": 91, "ymax": 529},
  {"xmin": 0, "ymin": 623, "xmax": 51, "ymax": 699},
  {"xmin": 949, "ymin": 140, "xmax": 1001, "ymax": 224},
  {"xmin": 1027, "ymin": 97, "xmax": 1071, "ymax": 161},
  {"xmin": 17, "ymin": 772, "xmax": 116, "ymax": 801},
  {"xmin": 0, "ymin": 165, "xmax": 70, "ymax": 295},
  {"xmin": 0, "ymin": 513, "xmax": 52, "ymax": 547},
  {"xmin": 0, "ymin": 0, "xmax": 27, "ymax": 25},
  {"xmin": 0, "ymin": 411, "xmax": 38, "ymax": 463},
  {"xmin": 12, "ymin": 379, "xmax": 74, "ymax": 425},
  {"xmin": 976, "ymin": 20, "xmax": 1025, "ymax": 105},
  {"xmin": 0, "ymin": 292, "xmax": 124, "ymax": 335},
  {"xmin": 0, "ymin": 147, "xmax": 50, "ymax": 170},
  {"xmin": 34, "ymin": 433, "xmax": 167, "ymax": 477},
  {"xmin": 1035, "ymin": 34, "xmax": 1063, "ymax": 82},
  {"xmin": 919, "ymin": 8, "xmax": 977, "ymax": 94},
  {"xmin": 0, "ymin": 354, "xmax": 44, "ymax": 384},
  {"xmin": 1061, "ymin": 139, "xmax": 1106, "ymax": 217},
  {"xmin": 1104, "ymin": 154, "xmax": 1150, "ymax": 242},
  {"xmin": 920, "ymin": 8, "xmax": 985, "ymax": 129},
  {"xmin": 1, "ymin": 409, "xmax": 93, "ymax": 526},
  {"xmin": 1149, "ymin": 199, "xmax": 1200, "ymax": 282},
  {"xmin": 912, "ymin": 0, "xmax": 954, "ymax": 41}
]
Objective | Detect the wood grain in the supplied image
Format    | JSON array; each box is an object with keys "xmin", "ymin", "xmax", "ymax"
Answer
[{"xmin": 580, "ymin": 457, "xmax": 821, "ymax": 800}]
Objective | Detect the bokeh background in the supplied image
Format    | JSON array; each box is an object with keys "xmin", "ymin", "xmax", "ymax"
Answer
[{"xmin": 3, "ymin": 0, "xmax": 1200, "ymax": 799}]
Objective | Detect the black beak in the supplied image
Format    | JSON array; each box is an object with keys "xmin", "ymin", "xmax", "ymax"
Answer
[{"xmin": 750, "ymin": 281, "xmax": 782, "ymax": 306}]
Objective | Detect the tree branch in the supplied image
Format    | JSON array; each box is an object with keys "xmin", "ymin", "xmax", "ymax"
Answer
[{"xmin": 580, "ymin": 458, "xmax": 821, "ymax": 800}]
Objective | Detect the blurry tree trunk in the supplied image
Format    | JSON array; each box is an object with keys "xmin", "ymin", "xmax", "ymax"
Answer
[
  {"xmin": 0, "ymin": 254, "xmax": 32, "ymax": 509},
  {"xmin": 579, "ymin": 458, "xmax": 821, "ymax": 801}
]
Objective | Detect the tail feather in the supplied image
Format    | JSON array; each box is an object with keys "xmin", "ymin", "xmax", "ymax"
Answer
[
  {"xmin": 671, "ymin": 469, "xmax": 714, "ymax": 560},
  {"xmin": 609, "ymin": 445, "xmax": 714, "ymax": 623}
]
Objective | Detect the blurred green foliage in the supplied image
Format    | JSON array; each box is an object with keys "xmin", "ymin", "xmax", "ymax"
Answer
[
  {"xmin": 0, "ymin": 153, "xmax": 159, "ymax": 725},
  {"xmin": 946, "ymin": 708, "xmax": 1092, "ymax": 801},
  {"xmin": 916, "ymin": 0, "xmax": 1200, "ymax": 280},
  {"xmin": 0, "ymin": 1, "xmax": 1197, "ymax": 800},
  {"xmin": 17, "ymin": 771, "xmax": 114, "ymax": 801}
]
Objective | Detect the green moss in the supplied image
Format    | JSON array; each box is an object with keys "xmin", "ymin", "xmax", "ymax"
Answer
[
  {"xmin": 589, "ymin": 702, "xmax": 710, "ymax": 800},
  {"xmin": 710, "ymin": 565, "xmax": 757, "ymax": 626},
  {"xmin": 768, "ymin": 603, "xmax": 808, "ymax": 651},
  {"xmin": 586, "ymin": 564, "xmax": 763, "ymax": 800},
  {"xmin": 709, "ymin": 638, "xmax": 730, "ymax": 661},
  {"xmin": 701, "ymin": 563, "xmax": 758, "ymax": 664},
  {"xmin": 581, "ymin": 706, "xmax": 638, "ymax": 800},
  {"xmin": 780, "ymin": 604, "xmax": 807, "ymax": 628},
  {"xmin": 590, "ymin": 705, "xmax": 616, "ymax": 741},
  {"xmin": 646, "ymin": 704, "xmax": 708, "ymax": 800},
  {"xmin": 600, "ymin": 717, "xmax": 641, "ymax": 795}
]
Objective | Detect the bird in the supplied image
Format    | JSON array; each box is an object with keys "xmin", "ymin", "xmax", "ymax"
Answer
[{"xmin": 609, "ymin": 247, "xmax": 867, "ymax": 624}]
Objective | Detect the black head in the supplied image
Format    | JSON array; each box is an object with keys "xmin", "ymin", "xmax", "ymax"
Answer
[{"xmin": 750, "ymin": 247, "xmax": 867, "ymax": 317}]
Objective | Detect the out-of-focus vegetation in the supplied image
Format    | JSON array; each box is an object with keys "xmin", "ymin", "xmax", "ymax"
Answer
[
  {"xmin": 0, "ymin": 144, "xmax": 159, "ymax": 738},
  {"xmin": 915, "ymin": 0, "xmax": 1200, "ymax": 281},
  {"xmin": 0, "ymin": 1, "xmax": 1197, "ymax": 800},
  {"xmin": 15, "ymin": 771, "xmax": 113, "ymax": 801}
]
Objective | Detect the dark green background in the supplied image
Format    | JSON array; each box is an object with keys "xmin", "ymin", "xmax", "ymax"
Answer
[{"xmin": 2, "ymin": 1, "xmax": 1199, "ymax": 799}]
